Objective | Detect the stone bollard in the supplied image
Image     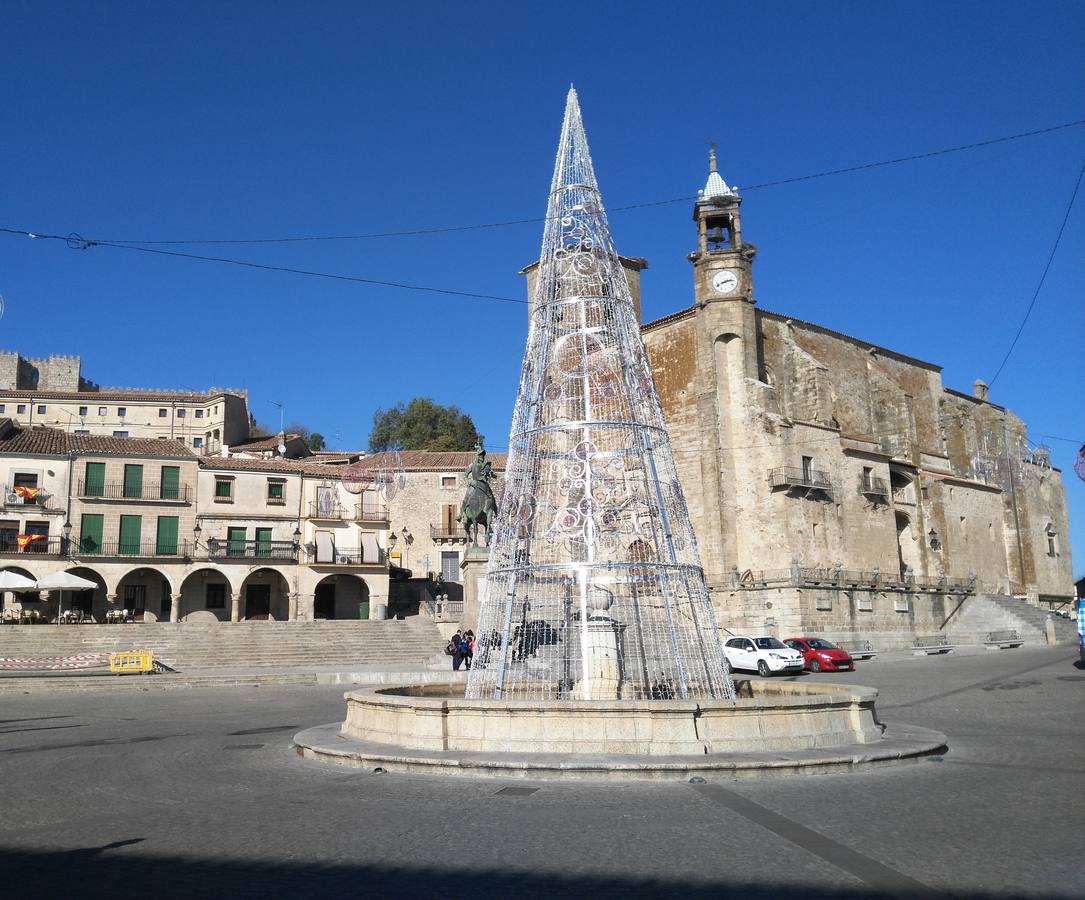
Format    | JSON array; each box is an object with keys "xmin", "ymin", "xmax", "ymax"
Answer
[{"xmin": 1045, "ymin": 616, "xmax": 1058, "ymax": 645}]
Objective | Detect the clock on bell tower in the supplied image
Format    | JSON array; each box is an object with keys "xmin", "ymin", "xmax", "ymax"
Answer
[{"xmin": 688, "ymin": 145, "xmax": 757, "ymax": 307}]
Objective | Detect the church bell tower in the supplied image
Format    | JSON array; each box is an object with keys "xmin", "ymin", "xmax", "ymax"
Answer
[
  {"xmin": 688, "ymin": 146, "xmax": 760, "ymax": 381},
  {"xmin": 688, "ymin": 145, "xmax": 756, "ymax": 306}
]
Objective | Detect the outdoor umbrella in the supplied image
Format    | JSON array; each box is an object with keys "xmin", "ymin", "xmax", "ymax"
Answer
[
  {"xmin": 35, "ymin": 572, "xmax": 98, "ymax": 624},
  {"xmin": 0, "ymin": 570, "xmax": 37, "ymax": 618}
]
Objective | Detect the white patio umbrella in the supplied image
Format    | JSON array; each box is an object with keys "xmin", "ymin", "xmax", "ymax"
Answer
[
  {"xmin": 35, "ymin": 572, "xmax": 98, "ymax": 624},
  {"xmin": 0, "ymin": 570, "xmax": 37, "ymax": 618}
]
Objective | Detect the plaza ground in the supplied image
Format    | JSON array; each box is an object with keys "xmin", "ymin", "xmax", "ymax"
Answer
[{"xmin": 1, "ymin": 646, "xmax": 1082, "ymax": 899}]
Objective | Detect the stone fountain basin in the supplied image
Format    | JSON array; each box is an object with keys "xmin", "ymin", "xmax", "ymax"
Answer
[{"xmin": 293, "ymin": 679, "xmax": 946, "ymax": 780}]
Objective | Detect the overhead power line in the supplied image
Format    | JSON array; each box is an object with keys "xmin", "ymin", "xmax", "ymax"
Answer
[
  {"xmin": 987, "ymin": 156, "xmax": 1085, "ymax": 387},
  {"xmin": 77, "ymin": 117, "xmax": 1085, "ymax": 246}
]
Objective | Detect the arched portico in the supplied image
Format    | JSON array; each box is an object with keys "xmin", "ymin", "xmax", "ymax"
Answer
[
  {"xmin": 64, "ymin": 566, "xmax": 109, "ymax": 622},
  {"xmin": 239, "ymin": 568, "xmax": 292, "ymax": 621},
  {"xmin": 116, "ymin": 567, "xmax": 173, "ymax": 622},
  {"xmin": 0, "ymin": 565, "xmax": 40, "ymax": 620},
  {"xmin": 312, "ymin": 573, "xmax": 370, "ymax": 620},
  {"xmin": 179, "ymin": 567, "xmax": 236, "ymax": 623}
]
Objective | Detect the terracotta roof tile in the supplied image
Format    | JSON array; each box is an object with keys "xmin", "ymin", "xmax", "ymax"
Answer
[
  {"xmin": 0, "ymin": 388, "xmax": 243, "ymax": 403},
  {"xmin": 0, "ymin": 424, "xmax": 193, "ymax": 458},
  {"xmin": 197, "ymin": 455, "xmax": 348, "ymax": 477},
  {"xmin": 357, "ymin": 450, "xmax": 507, "ymax": 472},
  {"xmin": 229, "ymin": 433, "xmax": 305, "ymax": 451}
]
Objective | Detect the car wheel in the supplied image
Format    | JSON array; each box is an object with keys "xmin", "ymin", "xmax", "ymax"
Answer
[
  {"xmin": 757, "ymin": 660, "xmax": 770, "ymax": 677},
  {"xmin": 810, "ymin": 659, "xmax": 821, "ymax": 673}
]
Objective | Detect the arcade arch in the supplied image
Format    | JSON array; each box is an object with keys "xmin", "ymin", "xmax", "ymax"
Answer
[{"xmin": 313, "ymin": 573, "xmax": 370, "ymax": 620}]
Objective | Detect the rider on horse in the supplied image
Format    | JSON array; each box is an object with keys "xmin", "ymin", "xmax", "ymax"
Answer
[{"xmin": 458, "ymin": 439, "xmax": 498, "ymax": 546}]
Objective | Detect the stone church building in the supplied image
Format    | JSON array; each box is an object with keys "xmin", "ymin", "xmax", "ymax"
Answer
[{"xmin": 532, "ymin": 150, "xmax": 1074, "ymax": 644}]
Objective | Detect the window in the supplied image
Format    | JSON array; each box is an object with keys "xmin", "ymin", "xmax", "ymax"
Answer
[
  {"xmin": 205, "ymin": 584, "xmax": 225, "ymax": 609},
  {"xmin": 16, "ymin": 404, "xmax": 26, "ymax": 414},
  {"xmin": 83, "ymin": 462, "xmax": 105, "ymax": 496},
  {"xmin": 441, "ymin": 551, "xmax": 460, "ymax": 582},
  {"xmin": 267, "ymin": 480, "xmax": 285, "ymax": 503},
  {"xmin": 195, "ymin": 409, "xmax": 204, "ymax": 419},
  {"xmin": 79, "ymin": 514, "xmax": 104, "ymax": 553},
  {"xmin": 155, "ymin": 516, "xmax": 179, "ymax": 555},
  {"xmin": 0, "ymin": 404, "xmax": 4, "ymax": 414},
  {"xmin": 1046, "ymin": 528, "xmax": 1058, "ymax": 557},
  {"xmin": 12, "ymin": 472, "xmax": 38, "ymax": 488},
  {"xmin": 801, "ymin": 455, "xmax": 814, "ymax": 482},
  {"xmin": 227, "ymin": 527, "xmax": 246, "ymax": 557},
  {"xmin": 36, "ymin": 405, "xmax": 46, "ymax": 414},
  {"xmin": 118, "ymin": 515, "xmax": 142, "ymax": 555},
  {"xmin": 255, "ymin": 527, "xmax": 273, "ymax": 558},
  {"xmin": 193, "ymin": 437, "xmax": 203, "ymax": 448},
  {"xmin": 440, "ymin": 503, "xmax": 458, "ymax": 535},
  {"xmin": 78, "ymin": 406, "xmax": 88, "ymax": 416},
  {"xmin": 214, "ymin": 478, "xmax": 233, "ymax": 500},
  {"xmin": 177, "ymin": 409, "xmax": 186, "ymax": 418},
  {"xmin": 160, "ymin": 466, "xmax": 181, "ymax": 500},
  {"xmin": 122, "ymin": 464, "xmax": 144, "ymax": 499},
  {"xmin": 113, "ymin": 430, "xmax": 129, "ymax": 438},
  {"xmin": 118, "ymin": 407, "xmax": 126, "ymax": 417},
  {"xmin": 441, "ymin": 475, "xmax": 457, "ymax": 488},
  {"xmin": 98, "ymin": 407, "xmax": 107, "ymax": 416},
  {"xmin": 74, "ymin": 429, "xmax": 89, "ymax": 435},
  {"xmin": 158, "ymin": 408, "xmax": 168, "ymax": 417}
]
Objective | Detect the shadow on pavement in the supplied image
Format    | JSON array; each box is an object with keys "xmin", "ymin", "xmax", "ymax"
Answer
[{"xmin": 0, "ymin": 846, "xmax": 1062, "ymax": 900}]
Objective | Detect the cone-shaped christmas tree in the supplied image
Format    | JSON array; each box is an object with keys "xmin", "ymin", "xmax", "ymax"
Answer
[{"xmin": 466, "ymin": 89, "xmax": 736, "ymax": 702}]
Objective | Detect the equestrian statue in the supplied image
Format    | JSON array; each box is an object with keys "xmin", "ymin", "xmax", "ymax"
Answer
[{"xmin": 458, "ymin": 439, "xmax": 498, "ymax": 546}]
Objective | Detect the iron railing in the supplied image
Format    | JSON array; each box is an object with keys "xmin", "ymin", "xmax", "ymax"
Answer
[
  {"xmin": 307, "ymin": 501, "xmax": 350, "ymax": 520},
  {"xmin": 859, "ymin": 475, "xmax": 889, "ymax": 497},
  {"xmin": 77, "ymin": 480, "xmax": 191, "ymax": 502},
  {"xmin": 308, "ymin": 547, "xmax": 387, "ymax": 566},
  {"xmin": 431, "ymin": 524, "xmax": 465, "ymax": 540},
  {"xmin": 206, "ymin": 539, "xmax": 297, "ymax": 561},
  {"xmin": 0, "ymin": 536, "xmax": 67, "ymax": 556},
  {"xmin": 356, "ymin": 500, "xmax": 389, "ymax": 522},
  {"xmin": 767, "ymin": 466, "xmax": 832, "ymax": 493},
  {"xmin": 74, "ymin": 540, "xmax": 190, "ymax": 558},
  {"xmin": 731, "ymin": 566, "xmax": 976, "ymax": 593},
  {"xmin": 4, "ymin": 486, "xmax": 54, "ymax": 507}
]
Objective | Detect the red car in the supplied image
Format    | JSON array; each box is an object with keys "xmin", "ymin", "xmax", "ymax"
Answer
[{"xmin": 783, "ymin": 637, "xmax": 854, "ymax": 672}]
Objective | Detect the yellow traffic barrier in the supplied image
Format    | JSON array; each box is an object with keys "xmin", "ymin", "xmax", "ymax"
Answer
[{"xmin": 109, "ymin": 650, "xmax": 155, "ymax": 675}]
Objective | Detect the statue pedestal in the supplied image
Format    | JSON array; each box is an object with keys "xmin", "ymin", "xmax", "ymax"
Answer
[
  {"xmin": 574, "ymin": 616, "xmax": 626, "ymax": 700},
  {"xmin": 459, "ymin": 545, "xmax": 489, "ymax": 632}
]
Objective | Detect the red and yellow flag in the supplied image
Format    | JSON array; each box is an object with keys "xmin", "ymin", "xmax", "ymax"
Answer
[
  {"xmin": 13, "ymin": 486, "xmax": 40, "ymax": 500},
  {"xmin": 16, "ymin": 533, "xmax": 45, "ymax": 551}
]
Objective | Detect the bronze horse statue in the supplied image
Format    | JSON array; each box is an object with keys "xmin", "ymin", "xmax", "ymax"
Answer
[{"xmin": 458, "ymin": 442, "xmax": 498, "ymax": 546}]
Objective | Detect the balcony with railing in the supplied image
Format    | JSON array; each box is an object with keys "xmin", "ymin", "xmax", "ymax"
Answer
[
  {"xmin": 206, "ymin": 539, "xmax": 297, "ymax": 561},
  {"xmin": 307, "ymin": 501, "xmax": 351, "ymax": 521},
  {"xmin": 731, "ymin": 565, "xmax": 977, "ymax": 594},
  {"xmin": 767, "ymin": 466, "xmax": 833, "ymax": 498},
  {"xmin": 356, "ymin": 500, "xmax": 389, "ymax": 523},
  {"xmin": 431, "ymin": 523, "xmax": 466, "ymax": 542},
  {"xmin": 307, "ymin": 546, "xmax": 388, "ymax": 567},
  {"xmin": 77, "ymin": 480, "xmax": 191, "ymax": 502},
  {"xmin": 75, "ymin": 540, "xmax": 191, "ymax": 558},
  {"xmin": 859, "ymin": 474, "xmax": 889, "ymax": 501},
  {"xmin": 0, "ymin": 535, "xmax": 67, "ymax": 557},
  {"xmin": 3, "ymin": 486, "xmax": 64, "ymax": 514}
]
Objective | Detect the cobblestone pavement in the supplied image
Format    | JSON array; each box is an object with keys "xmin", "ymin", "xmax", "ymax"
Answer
[{"xmin": 1, "ymin": 646, "xmax": 1081, "ymax": 899}]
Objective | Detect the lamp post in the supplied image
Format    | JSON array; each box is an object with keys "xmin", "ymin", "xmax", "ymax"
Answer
[
  {"xmin": 62, "ymin": 520, "xmax": 72, "ymax": 556},
  {"xmin": 192, "ymin": 522, "xmax": 202, "ymax": 558},
  {"xmin": 293, "ymin": 525, "xmax": 302, "ymax": 560}
]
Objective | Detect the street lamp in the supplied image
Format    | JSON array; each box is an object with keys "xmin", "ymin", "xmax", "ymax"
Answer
[
  {"xmin": 192, "ymin": 522, "xmax": 202, "ymax": 554},
  {"xmin": 62, "ymin": 520, "xmax": 72, "ymax": 553}
]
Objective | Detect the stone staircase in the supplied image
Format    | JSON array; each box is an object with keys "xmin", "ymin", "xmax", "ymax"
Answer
[
  {"xmin": 945, "ymin": 593, "xmax": 1077, "ymax": 647},
  {"xmin": 0, "ymin": 619, "xmax": 446, "ymax": 671}
]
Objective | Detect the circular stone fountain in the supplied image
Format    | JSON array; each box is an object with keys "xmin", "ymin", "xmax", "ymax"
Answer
[{"xmin": 293, "ymin": 680, "xmax": 945, "ymax": 781}]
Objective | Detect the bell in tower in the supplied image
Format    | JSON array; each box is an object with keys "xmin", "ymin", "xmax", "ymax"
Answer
[{"xmin": 689, "ymin": 144, "xmax": 756, "ymax": 305}]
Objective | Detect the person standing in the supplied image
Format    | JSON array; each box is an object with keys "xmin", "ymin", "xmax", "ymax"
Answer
[
  {"xmin": 463, "ymin": 630, "xmax": 475, "ymax": 670},
  {"xmin": 1077, "ymin": 597, "xmax": 1084, "ymax": 666},
  {"xmin": 448, "ymin": 630, "xmax": 464, "ymax": 671}
]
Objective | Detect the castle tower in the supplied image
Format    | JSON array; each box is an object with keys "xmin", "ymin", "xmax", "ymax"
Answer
[{"xmin": 466, "ymin": 89, "xmax": 735, "ymax": 702}]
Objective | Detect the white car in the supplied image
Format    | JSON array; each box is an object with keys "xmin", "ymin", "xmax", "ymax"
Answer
[{"xmin": 723, "ymin": 635, "xmax": 804, "ymax": 677}]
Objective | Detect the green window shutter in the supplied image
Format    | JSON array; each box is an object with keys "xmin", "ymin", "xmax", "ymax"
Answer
[
  {"xmin": 119, "ymin": 515, "xmax": 142, "ymax": 555},
  {"xmin": 79, "ymin": 514, "xmax": 104, "ymax": 554},
  {"xmin": 84, "ymin": 462, "xmax": 105, "ymax": 497},
  {"xmin": 123, "ymin": 464, "xmax": 143, "ymax": 499},
  {"xmin": 227, "ymin": 527, "xmax": 246, "ymax": 557},
  {"xmin": 255, "ymin": 527, "xmax": 273, "ymax": 558},
  {"xmin": 160, "ymin": 466, "xmax": 180, "ymax": 500},
  {"xmin": 156, "ymin": 516, "xmax": 179, "ymax": 555}
]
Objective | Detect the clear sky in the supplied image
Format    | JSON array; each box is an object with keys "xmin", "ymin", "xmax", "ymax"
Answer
[{"xmin": 2, "ymin": 2, "xmax": 1083, "ymax": 566}]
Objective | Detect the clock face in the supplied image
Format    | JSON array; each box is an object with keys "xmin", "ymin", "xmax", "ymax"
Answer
[{"xmin": 711, "ymin": 269, "xmax": 739, "ymax": 294}]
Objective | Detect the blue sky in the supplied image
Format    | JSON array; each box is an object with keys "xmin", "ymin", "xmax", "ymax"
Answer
[{"xmin": 2, "ymin": 1, "xmax": 1083, "ymax": 565}]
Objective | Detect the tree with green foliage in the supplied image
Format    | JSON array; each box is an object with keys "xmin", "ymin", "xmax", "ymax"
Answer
[
  {"xmin": 369, "ymin": 398, "xmax": 480, "ymax": 452},
  {"xmin": 308, "ymin": 433, "xmax": 326, "ymax": 451}
]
